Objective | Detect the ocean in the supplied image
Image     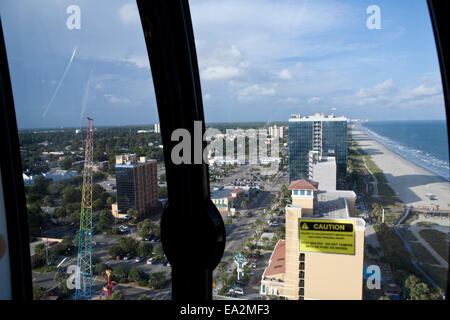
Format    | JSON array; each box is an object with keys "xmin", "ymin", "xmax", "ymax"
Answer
[{"xmin": 358, "ymin": 120, "xmax": 449, "ymax": 181}]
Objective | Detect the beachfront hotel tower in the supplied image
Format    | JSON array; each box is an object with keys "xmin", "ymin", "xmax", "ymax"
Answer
[
  {"xmin": 288, "ymin": 113, "xmax": 348, "ymax": 187},
  {"xmin": 114, "ymin": 154, "xmax": 158, "ymax": 216}
]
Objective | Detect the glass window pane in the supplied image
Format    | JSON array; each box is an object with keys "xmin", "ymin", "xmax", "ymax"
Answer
[{"xmin": 0, "ymin": 1, "xmax": 169, "ymax": 300}]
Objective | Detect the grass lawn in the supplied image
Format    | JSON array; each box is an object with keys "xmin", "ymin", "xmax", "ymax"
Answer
[
  {"xmin": 404, "ymin": 213, "xmax": 419, "ymax": 226},
  {"xmin": 420, "ymin": 264, "xmax": 448, "ymax": 291},
  {"xmin": 419, "ymin": 229, "xmax": 449, "ymax": 264},
  {"xmin": 383, "ymin": 212, "xmax": 401, "ymax": 225},
  {"xmin": 409, "ymin": 241, "xmax": 440, "ymax": 265},
  {"xmin": 405, "ymin": 229, "xmax": 418, "ymax": 241},
  {"xmin": 33, "ymin": 265, "xmax": 57, "ymax": 273},
  {"xmin": 416, "ymin": 221, "xmax": 439, "ymax": 228}
]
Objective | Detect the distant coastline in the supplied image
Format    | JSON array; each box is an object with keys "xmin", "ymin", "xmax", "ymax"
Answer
[{"xmin": 357, "ymin": 122, "xmax": 450, "ymax": 182}]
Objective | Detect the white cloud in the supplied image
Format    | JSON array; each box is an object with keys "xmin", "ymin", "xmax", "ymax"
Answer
[
  {"xmin": 118, "ymin": 3, "xmax": 139, "ymax": 25},
  {"xmin": 278, "ymin": 69, "xmax": 292, "ymax": 80},
  {"xmin": 278, "ymin": 97, "xmax": 301, "ymax": 104},
  {"xmin": 333, "ymin": 76, "xmax": 444, "ymax": 111},
  {"xmin": 307, "ymin": 97, "xmax": 321, "ymax": 104},
  {"xmin": 123, "ymin": 55, "xmax": 150, "ymax": 69},
  {"xmin": 201, "ymin": 66, "xmax": 240, "ymax": 80},
  {"xmin": 104, "ymin": 94, "xmax": 130, "ymax": 105},
  {"xmin": 237, "ymin": 84, "xmax": 276, "ymax": 101}
]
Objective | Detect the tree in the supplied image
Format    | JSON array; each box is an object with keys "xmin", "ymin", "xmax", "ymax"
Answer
[
  {"xmin": 404, "ymin": 274, "xmax": 438, "ymax": 300},
  {"xmin": 42, "ymin": 195, "xmax": 54, "ymax": 206},
  {"xmin": 97, "ymin": 210, "xmax": 113, "ymax": 232},
  {"xmin": 109, "ymin": 245, "xmax": 125, "ymax": 259},
  {"xmin": 61, "ymin": 235, "xmax": 72, "ymax": 249},
  {"xmin": 158, "ymin": 186, "xmax": 167, "ymax": 199},
  {"xmin": 128, "ymin": 267, "xmax": 144, "ymax": 282},
  {"xmin": 34, "ymin": 243, "xmax": 47, "ymax": 266},
  {"xmin": 61, "ymin": 185, "xmax": 81, "ymax": 206},
  {"xmin": 127, "ymin": 208, "xmax": 139, "ymax": 219},
  {"xmin": 153, "ymin": 243, "xmax": 165, "ymax": 259},
  {"xmin": 148, "ymin": 272, "xmax": 167, "ymax": 289},
  {"xmin": 54, "ymin": 271, "xmax": 70, "ymax": 295},
  {"xmin": 378, "ymin": 296, "xmax": 391, "ymax": 300},
  {"xmin": 138, "ymin": 294, "xmax": 149, "ymax": 300},
  {"xmin": 33, "ymin": 285, "xmax": 47, "ymax": 300},
  {"xmin": 106, "ymin": 196, "xmax": 116, "ymax": 206},
  {"xmin": 137, "ymin": 241, "xmax": 153, "ymax": 258},
  {"xmin": 93, "ymin": 198, "xmax": 105, "ymax": 211},
  {"xmin": 94, "ymin": 262, "xmax": 109, "ymax": 275},
  {"xmin": 119, "ymin": 237, "xmax": 139, "ymax": 255},
  {"xmin": 53, "ymin": 207, "xmax": 68, "ymax": 219},
  {"xmin": 138, "ymin": 218, "xmax": 155, "ymax": 238},
  {"xmin": 113, "ymin": 265, "xmax": 128, "ymax": 282},
  {"xmin": 60, "ymin": 158, "xmax": 73, "ymax": 170},
  {"xmin": 159, "ymin": 174, "xmax": 166, "ymax": 182},
  {"xmin": 110, "ymin": 290, "xmax": 125, "ymax": 300}
]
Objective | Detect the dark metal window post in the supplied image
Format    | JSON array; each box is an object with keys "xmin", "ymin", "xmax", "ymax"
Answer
[{"xmin": 137, "ymin": 0, "xmax": 226, "ymax": 300}]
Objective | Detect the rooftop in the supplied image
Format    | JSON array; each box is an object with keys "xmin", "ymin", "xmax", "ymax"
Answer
[
  {"xmin": 289, "ymin": 112, "xmax": 347, "ymax": 122},
  {"xmin": 288, "ymin": 179, "xmax": 319, "ymax": 191},
  {"xmin": 314, "ymin": 190, "xmax": 357, "ymax": 219},
  {"xmin": 211, "ymin": 188, "xmax": 239, "ymax": 199},
  {"xmin": 263, "ymin": 240, "xmax": 286, "ymax": 277}
]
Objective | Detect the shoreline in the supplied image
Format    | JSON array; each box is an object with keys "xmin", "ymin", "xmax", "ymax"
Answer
[
  {"xmin": 358, "ymin": 124, "xmax": 449, "ymax": 182},
  {"xmin": 350, "ymin": 126, "xmax": 450, "ymax": 209}
]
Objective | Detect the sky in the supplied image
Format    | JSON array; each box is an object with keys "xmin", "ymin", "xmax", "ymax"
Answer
[{"xmin": 0, "ymin": 0, "xmax": 446, "ymax": 129}]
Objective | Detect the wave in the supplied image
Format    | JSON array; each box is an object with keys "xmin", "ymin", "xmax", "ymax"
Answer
[{"xmin": 357, "ymin": 124, "xmax": 450, "ymax": 181}]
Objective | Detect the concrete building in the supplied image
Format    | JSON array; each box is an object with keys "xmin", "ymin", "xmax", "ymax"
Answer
[
  {"xmin": 154, "ymin": 123, "xmax": 161, "ymax": 133},
  {"xmin": 269, "ymin": 125, "xmax": 284, "ymax": 139},
  {"xmin": 114, "ymin": 154, "xmax": 158, "ymax": 216},
  {"xmin": 308, "ymin": 151, "xmax": 337, "ymax": 191},
  {"xmin": 288, "ymin": 113, "xmax": 347, "ymax": 186},
  {"xmin": 260, "ymin": 179, "xmax": 365, "ymax": 300}
]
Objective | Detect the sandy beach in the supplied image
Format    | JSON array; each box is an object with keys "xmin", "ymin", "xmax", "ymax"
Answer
[{"xmin": 351, "ymin": 126, "xmax": 450, "ymax": 209}]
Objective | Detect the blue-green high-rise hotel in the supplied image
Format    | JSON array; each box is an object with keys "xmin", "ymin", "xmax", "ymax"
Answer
[{"xmin": 288, "ymin": 113, "xmax": 348, "ymax": 188}]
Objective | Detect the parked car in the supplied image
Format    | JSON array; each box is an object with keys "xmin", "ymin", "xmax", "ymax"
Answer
[
  {"xmin": 47, "ymin": 241, "xmax": 58, "ymax": 247},
  {"xmin": 124, "ymin": 253, "xmax": 132, "ymax": 261},
  {"xmin": 122, "ymin": 215, "xmax": 132, "ymax": 220},
  {"xmin": 135, "ymin": 257, "xmax": 144, "ymax": 263},
  {"xmin": 147, "ymin": 257, "xmax": 157, "ymax": 265},
  {"xmin": 144, "ymin": 234, "xmax": 154, "ymax": 241},
  {"xmin": 229, "ymin": 287, "xmax": 244, "ymax": 296},
  {"xmin": 233, "ymin": 280, "xmax": 247, "ymax": 287}
]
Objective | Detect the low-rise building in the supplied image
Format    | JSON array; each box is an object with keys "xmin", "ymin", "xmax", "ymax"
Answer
[{"xmin": 211, "ymin": 187, "xmax": 243, "ymax": 213}]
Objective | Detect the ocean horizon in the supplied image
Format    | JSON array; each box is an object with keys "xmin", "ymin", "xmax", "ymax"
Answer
[{"xmin": 359, "ymin": 120, "xmax": 449, "ymax": 181}]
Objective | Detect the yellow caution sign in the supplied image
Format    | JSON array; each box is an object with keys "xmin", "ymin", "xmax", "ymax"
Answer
[{"xmin": 298, "ymin": 219, "xmax": 355, "ymax": 255}]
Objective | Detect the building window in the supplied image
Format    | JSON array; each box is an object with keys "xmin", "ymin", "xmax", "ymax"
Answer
[
  {"xmin": 299, "ymin": 288, "xmax": 304, "ymax": 296},
  {"xmin": 300, "ymin": 253, "xmax": 305, "ymax": 262},
  {"xmin": 300, "ymin": 279, "xmax": 304, "ymax": 287},
  {"xmin": 294, "ymin": 190, "xmax": 298, "ymax": 195},
  {"xmin": 300, "ymin": 190, "xmax": 305, "ymax": 195},
  {"xmin": 300, "ymin": 262, "xmax": 305, "ymax": 270},
  {"xmin": 299, "ymin": 296, "xmax": 304, "ymax": 300},
  {"xmin": 307, "ymin": 190, "xmax": 312, "ymax": 196},
  {"xmin": 262, "ymin": 284, "xmax": 266, "ymax": 293},
  {"xmin": 299, "ymin": 271, "xmax": 305, "ymax": 279}
]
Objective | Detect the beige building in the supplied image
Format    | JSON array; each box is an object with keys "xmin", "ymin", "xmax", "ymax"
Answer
[{"xmin": 261, "ymin": 179, "xmax": 365, "ymax": 300}]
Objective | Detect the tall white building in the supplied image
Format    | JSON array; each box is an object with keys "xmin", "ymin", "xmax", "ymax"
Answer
[
  {"xmin": 154, "ymin": 123, "xmax": 161, "ymax": 133},
  {"xmin": 269, "ymin": 125, "xmax": 284, "ymax": 138}
]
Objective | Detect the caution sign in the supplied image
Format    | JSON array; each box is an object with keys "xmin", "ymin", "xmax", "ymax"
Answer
[{"xmin": 299, "ymin": 219, "xmax": 355, "ymax": 255}]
